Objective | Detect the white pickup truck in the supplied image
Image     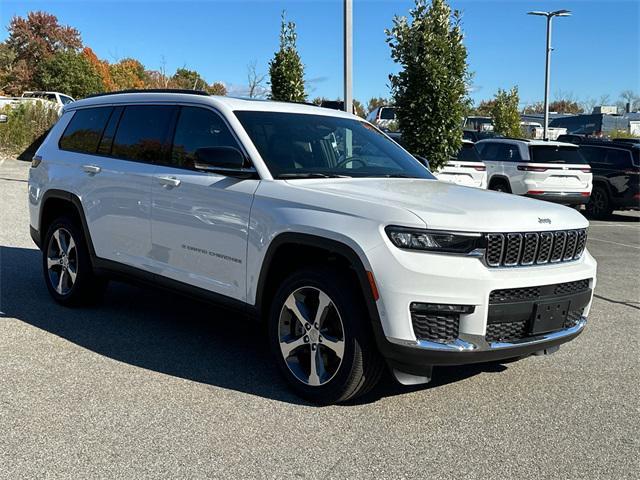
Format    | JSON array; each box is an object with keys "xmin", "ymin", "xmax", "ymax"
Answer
[{"xmin": 0, "ymin": 91, "xmax": 74, "ymax": 114}]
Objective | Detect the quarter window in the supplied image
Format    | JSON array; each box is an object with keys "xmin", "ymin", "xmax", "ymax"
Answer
[
  {"xmin": 170, "ymin": 107, "xmax": 240, "ymax": 169},
  {"xmin": 111, "ymin": 105, "xmax": 177, "ymax": 163},
  {"xmin": 59, "ymin": 107, "xmax": 113, "ymax": 154}
]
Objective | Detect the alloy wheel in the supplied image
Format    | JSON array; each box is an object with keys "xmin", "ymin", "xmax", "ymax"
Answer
[
  {"xmin": 278, "ymin": 286, "xmax": 345, "ymax": 386},
  {"xmin": 46, "ymin": 227, "xmax": 78, "ymax": 295}
]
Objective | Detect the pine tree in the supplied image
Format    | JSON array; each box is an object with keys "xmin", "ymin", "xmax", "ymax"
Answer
[{"xmin": 268, "ymin": 12, "xmax": 306, "ymax": 102}]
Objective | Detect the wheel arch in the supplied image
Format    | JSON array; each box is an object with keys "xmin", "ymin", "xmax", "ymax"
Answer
[
  {"xmin": 39, "ymin": 189, "xmax": 96, "ymax": 259},
  {"xmin": 488, "ymin": 175, "xmax": 512, "ymax": 192},
  {"xmin": 254, "ymin": 233, "xmax": 382, "ymax": 332}
]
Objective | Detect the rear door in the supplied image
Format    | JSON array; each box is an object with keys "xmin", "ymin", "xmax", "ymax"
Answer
[
  {"xmin": 150, "ymin": 105, "xmax": 259, "ymax": 301},
  {"xmin": 477, "ymin": 141, "xmax": 505, "ymax": 186},
  {"xmin": 62, "ymin": 105, "xmax": 175, "ymax": 271},
  {"xmin": 525, "ymin": 145, "xmax": 591, "ymax": 194},
  {"xmin": 581, "ymin": 145, "xmax": 638, "ymax": 205}
]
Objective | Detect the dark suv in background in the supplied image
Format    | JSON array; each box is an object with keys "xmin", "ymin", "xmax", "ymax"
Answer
[{"xmin": 580, "ymin": 140, "xmax": 640, "ymax": 218}]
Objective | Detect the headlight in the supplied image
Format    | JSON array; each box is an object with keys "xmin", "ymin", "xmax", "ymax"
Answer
[{"xmin": 385, "ymin": 226, "xmax": 482, "ymax": 253}]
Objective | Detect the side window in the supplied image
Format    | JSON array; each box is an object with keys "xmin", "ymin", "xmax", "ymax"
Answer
[
  {"xmin": 97, "ymin": 106, "xmax": 123, "ymax": 155},
  {"xmin": 111, "ymin": 105, "xmax": 177, "ymax": 163},
  {"xmin": 579, "ymin": 146, "xmax": 605, "ymax": 165},
  {"xmin": 502, "ymin": 144, "xmax": 521, "ymax": 162},
  {"xmin": 605, "ymin": 149, "xmax": 633, "ymax": 169},
  {"xmin": 170, "ymin": 107, "xmax": 241, "ymax": 169},
  {"xmin": 59, "ymin": 107, "xmax": 113, "ymax": 154},
  {"xmin": 478, "ymin": 142, "xmax": 500, "ymax": 161}
]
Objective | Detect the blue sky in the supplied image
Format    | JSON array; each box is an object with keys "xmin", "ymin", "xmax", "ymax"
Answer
[{"xmin": 1, "ymin": 0, "xmax": 638, "ymax": 106}]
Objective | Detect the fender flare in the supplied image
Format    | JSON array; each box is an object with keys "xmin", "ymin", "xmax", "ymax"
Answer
[
  {"xmin": 254, "ymin": 232, "xmax": 386, "ymax": 344},
  {"xmin": 38, "ymin": 189, "xmax": 97, "ymax": 258}
]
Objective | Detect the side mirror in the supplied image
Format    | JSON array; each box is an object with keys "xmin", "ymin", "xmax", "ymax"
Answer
[
  {"xmin": 194, "ymin": 147, "xmax": 256, "ymax": 178},
  {"xmin": 414, "ymin": 155, "xmax": 430, "ymax": 170},
  {"xmin": 0, "ymin": 114, "xmax": 8, "ymax": 123}
]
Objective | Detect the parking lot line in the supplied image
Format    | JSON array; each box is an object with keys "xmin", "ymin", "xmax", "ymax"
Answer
[{"xmin": 589, "ymin": 237, "xmax": 640, "ymax": 249}]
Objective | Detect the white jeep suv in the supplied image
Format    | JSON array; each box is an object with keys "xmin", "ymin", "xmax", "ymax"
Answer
[
  {"xmin": 435, "ymin": 140, "xmax": 487, "ymax": 189},
  {"xmin": 28, "ymin": 91, "xmax": 597, "ymax": 404},
  {"xmin": 476, "ymin": 138, "xmax": 592, "ymax": 207}
]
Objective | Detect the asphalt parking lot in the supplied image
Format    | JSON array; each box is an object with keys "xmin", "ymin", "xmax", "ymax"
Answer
[{"xmin": 1, "ymin": 156, "xmax": 638, "ymax": 480}]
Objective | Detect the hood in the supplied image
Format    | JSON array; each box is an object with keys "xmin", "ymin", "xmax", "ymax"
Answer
[{"xmin": 285, "ymin": 178, "xmax": 588, "ymax": 232}]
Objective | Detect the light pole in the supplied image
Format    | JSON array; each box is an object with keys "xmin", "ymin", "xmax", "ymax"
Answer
[
  {"xmin": 344, "ymin": 0, "xmax": 353, "ymax": 114},
  {"xmin": 527, "ymin": 9, "xmax": 571, "ymax": 140}
]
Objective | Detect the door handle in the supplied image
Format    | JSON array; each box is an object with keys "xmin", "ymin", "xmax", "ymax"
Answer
[
  {"xmin": 157, "ymin": 176, "xmax": 181, "ymax": 188},
  {"xmin": 82, "ymin": 164, "xmax": 101, "ymax": 175}
]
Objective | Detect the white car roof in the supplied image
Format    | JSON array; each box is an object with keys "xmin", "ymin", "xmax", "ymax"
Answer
[
  {"xmin": 475, "ymin": 138, "xmax": 578, "ymax": 148},
  {"xmin": 65, "ymin": 92, "xmax": 359, "ymax": 120}
]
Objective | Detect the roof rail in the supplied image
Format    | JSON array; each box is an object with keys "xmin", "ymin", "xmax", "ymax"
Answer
[
  {"xmin": 85, "ymin": 89, "xmax": 210, "ymax": 99},
  {"xmin": 496, "ymin": 137, "xmax": 531, "ymax": 142}
]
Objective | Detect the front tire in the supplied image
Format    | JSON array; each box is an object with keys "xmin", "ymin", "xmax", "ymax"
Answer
[
  {"xmin": 268, "ymin": 267, "xmax": 384, "ymax": 405},
  {"xmin": 42, "ymin": 216, "xmax": 107, "ymax": 306}
]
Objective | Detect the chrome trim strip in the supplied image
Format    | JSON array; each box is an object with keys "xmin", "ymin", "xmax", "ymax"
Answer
[{"xmin": 388, "ymin": 317, "xmax": 586, "ymax": 352}]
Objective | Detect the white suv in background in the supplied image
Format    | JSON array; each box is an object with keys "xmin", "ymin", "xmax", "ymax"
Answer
[
  {"xmin": 476, "ymin": 138, "xmax": 592, "ymax": 206},
  {"xmin": 28, "ymin": 91, "xmax": 597, "ymax": 404},
  {"xmin": 435, "ymin": 140, "xmax": 487, "ymax": 189}
]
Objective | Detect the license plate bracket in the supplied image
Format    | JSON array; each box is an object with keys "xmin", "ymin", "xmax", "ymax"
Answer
[{"xmin": 530, "ymin": 300, "xmax": 570, "ymax": 335}]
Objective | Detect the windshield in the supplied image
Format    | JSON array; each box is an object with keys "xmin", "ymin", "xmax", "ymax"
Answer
[
  {"xmin": 529, "ymin": 145, "xmax": 587, "ymax": 164},
  {"xmin": 235, "ymin": 111, "xmax": 434, "ymax": 179}
]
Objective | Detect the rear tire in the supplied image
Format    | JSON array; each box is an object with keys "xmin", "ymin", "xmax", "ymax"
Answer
[
  {"xmin": 585, "ymin": 185, "xmax": 613, "ymax": 219},
  {"xmin": 42, "ymin": 216, "xmax": 107, "ymax": 306},
  {"xmin": 268, "ymin": 267, "xmax": 384, "ymax": 405}
]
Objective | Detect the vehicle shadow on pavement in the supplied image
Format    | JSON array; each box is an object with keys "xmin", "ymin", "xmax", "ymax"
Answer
[{"xmin": 1, "ymin": 246, "xmax": 508, "ymax": 406}]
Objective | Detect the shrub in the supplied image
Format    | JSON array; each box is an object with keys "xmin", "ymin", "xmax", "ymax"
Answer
[{"xmin": 0, "ymin": 102, "xmax": 59, "ymax": 155}]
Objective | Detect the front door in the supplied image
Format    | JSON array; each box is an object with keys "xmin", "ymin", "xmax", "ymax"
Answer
[{"xmin": 150, "ymin": 106, "xmax": 259, "ymax": 302}]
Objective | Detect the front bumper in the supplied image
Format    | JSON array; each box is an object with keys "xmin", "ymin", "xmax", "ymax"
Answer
[
  {"xmin": 382, "ymin": 317, "xmax": 586, "ymax": 375},
  {"xmin": 525, "ymin": 192, "xmax": 590, "ymax": 205},
  {"xmin": 366, "ymin": 235, "xmax": 597, "ymax": 374}
]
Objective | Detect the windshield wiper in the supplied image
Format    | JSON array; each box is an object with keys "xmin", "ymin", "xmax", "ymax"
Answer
[
  {"xmin": 374, "ymin": 173, "xmax": 417, "ymax": 178},
  {"xmin": 277, "ymin": 173, "xmax": 351, "ymax": 179}
]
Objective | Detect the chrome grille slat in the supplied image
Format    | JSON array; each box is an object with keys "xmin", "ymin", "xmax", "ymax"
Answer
[{"xmin": 484, "ymin": 229, "xmax": 587, "ymax": 268}]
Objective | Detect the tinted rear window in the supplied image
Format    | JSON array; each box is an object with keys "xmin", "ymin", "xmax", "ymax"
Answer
[
  {"xmin": 59, "ymin": 107, "xmax": 113, "ymax": 154},
  {"xmin": 528, "ymin": 145, "xmax": 586, "ymax": 164},
  {"xmin": 111, "ymin": 105, "xmax": 177, "ymax": 163},
  {"xmin": 457, "ymin": 143, "xmax": 481, "ymax": 162},
  {"xmin": 379, "ymin": 108, "xmax": 396, "ymax": 120}
]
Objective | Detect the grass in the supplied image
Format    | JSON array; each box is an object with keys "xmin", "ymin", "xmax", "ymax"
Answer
[{"xmin": 0, "ymin": 102, "xmax": 59, "ymax": 156}]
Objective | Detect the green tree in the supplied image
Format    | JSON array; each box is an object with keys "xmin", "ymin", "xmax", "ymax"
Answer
[
  {"xmin": 473, "ymin": 99, "xmax": 497, "ymax": 116},
  {"xmin": 491, "ymin": 86, "xmax": 521, "ymax": 137},
  {"xmin": 352, "ymin": 99, "xmax": 366, "ymax": 117},
  {"xmin": 386, "ymin": 0, "xmax": 469, "ymax": 169},
  {"xmin": 268, "ymin": 11, "xmax": 306, "ymax": 102},
  {"xmin": 36, "ymin": 50, "xmax": 102, "ymax": 98},
  {"xmin": 549, "ymin": 99, "xmax": 583, "ymax": 114},
  {"xmin": 3, "ymin": 11, "xmax": 82, "ymax": 94},
  {"xmin": 170, "ymin": 67, "xmax": 205, "ymax": 90},
  {"xmin": 366, "ymin": 96, "xmax": 389, "ymax": 114},
  {"xmin": 207, "ymin": 82, "xmax": 227, "ymax": 96}
]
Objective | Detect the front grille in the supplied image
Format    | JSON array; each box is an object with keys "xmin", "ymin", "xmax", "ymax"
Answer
[
  {"xmin": 411, "ymin": 311, "xmax": 459, "ymax": 343},
  {"xmin": 489, "ymin": 279, "xmax": 591, "ymax": 304},
  {"xmin": 485, "ymin": 229, "xmax": 587, "ymax": 267},
  {"xmin": 486, "ymin": 321, "xmax": 527, "ymax": 342}
]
